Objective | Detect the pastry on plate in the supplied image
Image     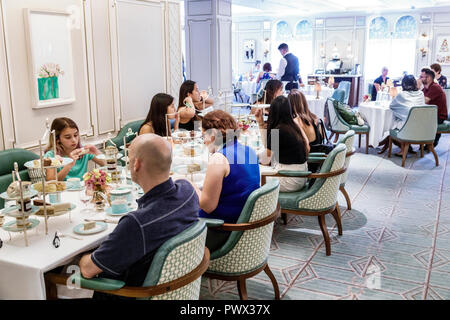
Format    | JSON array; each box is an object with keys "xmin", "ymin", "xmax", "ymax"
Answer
[
  {"xmin": 6, "ymin": 181, "xmax": 32, "ymax": 198},
  {"xmin": 187, "ymin": 163, "xmax": 201, "ymax": 173}
]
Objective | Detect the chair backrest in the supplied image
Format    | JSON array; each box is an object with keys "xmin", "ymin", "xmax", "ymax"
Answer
[
  {"xmin": 327, "ymin": 98, "xmax": 350, "ymax": 132},
  {"xmin": 397, "ymin": 106, "xmax": 438, "ymax": 142},
  {"xmin": 0, "ymin": 148, "xmax": 39, "ymax": 209},
  {"xmin": 331, "ymin": 89, "xmax": 346, "ymax": 104},
  {"xmin": 207, "ymin": 179, "xmax": 280, "ymax": 275},
  {"xmin": 107, "ymin": 120, "xmax": 144, "ymax": 148},
  {"xmin": 141, "ymin": 220, "xmax": 207, "ymax": 300},
  {"xmin": 337, "ymin": 130, "xmax": 355, "ymax": 186},
  {"xmin": 337, "ymin": 81, "xmax": 351, "ymax": 104},
  {"xmin": 295, "ymin": 143, "xmax": 347, "ymax": 211}
]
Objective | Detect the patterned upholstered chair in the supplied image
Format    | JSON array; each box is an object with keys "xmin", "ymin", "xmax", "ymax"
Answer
[
  {"xmin": 262, "ymin": 144, "xmax": 347, "ymax": 256},
  {"xmin": 327, "ymin": 98, "xmax": 370, "ymax": 154},
  {"xmin": 202, "ymin": 179, "xmax": 281, "ymax": 300},
  {"xmin": 337, "ymin": 131, "xmax": 356, "ymax": 210},
  {"xmin": 45, "ymin": 220, "xmax": 209, "ymax": 300},
  {"xmin": 388, "ymin": 106, "xmax": 439, "ymax": 167},
  {"xmin": 107, "ymin": 120, "xmax": 144, "ymax": 149},
  {"xmin": 337, "ymin": 81, "xmax": 351, "ymax": 104}
]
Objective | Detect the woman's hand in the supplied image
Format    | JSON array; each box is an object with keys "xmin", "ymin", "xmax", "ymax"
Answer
[
  {"xmin": 254, "ymin": 109, "xmax": 264, "ymax": 126},
  {"xmin": 184, "ymin": 96, "xmax": 194, "ymax": 109},
  {"xmin": 68, "ymin": 149, "xmax": 80, "ymax": 167}
]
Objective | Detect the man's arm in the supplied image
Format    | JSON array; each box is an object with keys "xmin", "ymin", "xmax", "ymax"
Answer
[
  {"xmin": 80, "ymin": 253, "xmax": 103, "ymax": 278},
  {"xmin": 276, "ymin": 58, "xmax": 287, "ymax": 80}
]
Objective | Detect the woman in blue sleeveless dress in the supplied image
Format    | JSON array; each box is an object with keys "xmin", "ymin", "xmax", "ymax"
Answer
[{"xmin": 194, "ymin": 110, "xmax": 260, "ymax": 251}]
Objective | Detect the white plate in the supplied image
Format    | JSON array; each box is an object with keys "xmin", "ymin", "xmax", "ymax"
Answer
[
  {"xmin": 232, "ymin": 103, "xmax": 251, "ymax": 108},
  {"xmin": 0, "ymin": 190, "xmax": 38, "ymax": 201},
  {"xmin": 73, "ymin": 222, "xmax": 107, "ymax": 235},
  {"xmin": 96, "ymin": 153, "xmax": 123, "ymax": 160},
  {"xmin": 250, "ymin": 104, "xmax": 270, "ymax": 109},
  {"xmin": 24, "ymin": 157, "xmax": 73, "ymax": 169},
  {"xmin": 172, "ymin": 130, "xmax": 202, "ymax": 139},
  {"xmin": 172, "ymin": 161, "xmax": 208, "ymax": 175}
]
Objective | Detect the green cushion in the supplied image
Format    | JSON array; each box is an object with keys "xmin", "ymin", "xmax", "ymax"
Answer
[
  {"xmin": 198, "ymin": 218, "xmax": 224, "ymax": 228},
  {"xmin": 74, "ymin": 275, "xmax": 125, "ymax": 291},
  {"xmin": 350, "ymin": 124, "xmax": 370, "ymax": 133},
  {"xmin": 334, "ymin": 100, "xmax": 358, "ymax": 125},
  {"xmin": 438, "ymin": 121, "xmax": 450, "ymax": 133},
  {"xmin": 278, "ymin": 185, "xmax": 309, "ymax": 210},
  {"xmin": 107, "ymin": 120, "xmax": 144, "ymax": 149},
  {"xmin": 277, "ymin": 170, "xmax": 312, "ymax": 177}
]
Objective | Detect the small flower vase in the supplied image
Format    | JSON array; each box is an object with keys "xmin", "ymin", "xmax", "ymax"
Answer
[{"xmin": 38, "ymin": 76, "xmax": 59, "ymax": 101}]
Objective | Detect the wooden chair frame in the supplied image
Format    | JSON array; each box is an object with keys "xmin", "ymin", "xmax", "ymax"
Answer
[
  {"xmin": 44, "ymin": 248, "xmax": 210, "ymax": 299},
  {"xmin": 332, "ymin": 131, "xmax": 369, "ymax": 154},
  {"xmin": 387, "ymin": 136, "xmax": 439, "ymax": 167},
  {"xmin": 262, "ymin": 167, "xmax": 346, "ymax": 256},
  {"xmin": 204, "ymin": 204, "xmax": 281, "ymax": 300}
]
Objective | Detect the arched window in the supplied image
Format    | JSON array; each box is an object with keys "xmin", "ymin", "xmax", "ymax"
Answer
[
  {"xmin": 369, "ymin": 17, "xmax": 389, "ymax": 39},
  {"xmin": 275, "ymin": 21, "xmax": 291, "ymax": 41},
  {"xmin": 365, "ymin": 16, "xmax": 417, "ymax": 81},
  {"xmin": 295, "ymin": 20, "xmax": 312, "ymax": 41},
  {"xmin": 394, "ymin": 15, "xmax": 417, "ymax": 39}
]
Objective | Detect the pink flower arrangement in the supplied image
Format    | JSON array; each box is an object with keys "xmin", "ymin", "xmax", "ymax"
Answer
[
  {"xmin": 39, "ymin": 63, "xmax": 64, "ymax": 78},
  {"xmin": 83, "ymin": 169, "xmax": 111, "ymax": 191}
]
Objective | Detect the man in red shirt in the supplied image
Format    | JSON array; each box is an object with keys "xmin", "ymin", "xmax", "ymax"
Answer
[{"xmin": 422, "ymin": 68, "xmax": 448, "ymax": 147}]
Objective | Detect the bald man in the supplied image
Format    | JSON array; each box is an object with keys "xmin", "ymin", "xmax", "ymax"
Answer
[{"xmin": 79, "ymin": 134, "xmax": 199, "ymax": 291}]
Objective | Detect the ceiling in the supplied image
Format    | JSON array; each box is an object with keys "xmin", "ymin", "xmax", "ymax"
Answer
[{"xmin": 232, "ymin": 0, "xmax": 450, "ymax": 17}]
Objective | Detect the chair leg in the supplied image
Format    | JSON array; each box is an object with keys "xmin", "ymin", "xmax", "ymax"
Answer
[
  {"xmin": 281, "ymin": 212, "xmax": 288, "ymax": 225},
  {"xmin": 45, "ymin": 277, "xmax": 58, "ymax": 300},
  {"xmin": 331, "ymin": 204, "xmax": 343, "ymax": 236},
  {"xmin": 318, "ymin": 215, "xmax": 331, "ymax": 256},
  {"xmin": 358, "ymin": 134, "xmax": 361, "ymax": 148},
  {"xmin": 334, "ymin": 133, "xmax": 340, "ymax": 143},
  {"xmin": 340, "ymin": 185, "xmax": 351, "ymax": 210},
  {"xmin": 237, "ymin": 279, "xmax": 248, "ymax": 300},
  {"xmin": 263, "ymin": 265, "xmax": 280, "ymax": 300},
  {"xmin": 388, "ymin": 137, "xmax": 393, "ymax": 158},
  {"xmin": 420, "ymin": 144, "xmax": 424, "ymax": 158},
  {"xmin": 401, "ymin": 143, "xmax": 408, "ymax": 167},
  {"xmin": 366, "ymin": 132, "xmax": 369, "ymax": 154},
  {"xmin": 429, "ymin": 144, "xmax": 439, "ymax": 167}
]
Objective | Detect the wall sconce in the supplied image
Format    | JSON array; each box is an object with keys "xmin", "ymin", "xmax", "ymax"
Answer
[{"xmin": 420, "ymin": 47, "xmax": 428, "ymax": 58}]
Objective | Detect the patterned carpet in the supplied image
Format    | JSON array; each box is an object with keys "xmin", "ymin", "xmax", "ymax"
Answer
[{"xmin": 200, "ymin": 134, "xmax": 450, "ymax": 300}]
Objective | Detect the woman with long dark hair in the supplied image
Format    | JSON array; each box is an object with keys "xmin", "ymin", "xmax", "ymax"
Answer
[
  {"xmin": 139, "ymin": 93, "xmax": 177, "ymax": 137},
  {"xmin": 256, "ymin": 96, "xmax": 310, "ymax": 192},
  {"xmin": 177, "ymin": 80, "xmax": 214, "ymax": 131},
  {"xmin": 288, "ymin": 89, "xmax": 322, "ymax": 147}
]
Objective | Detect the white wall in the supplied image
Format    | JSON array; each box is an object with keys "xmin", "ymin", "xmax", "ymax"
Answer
[
  {"xmin": 232, "ymin": 8, "xmax": 450, "ymax": 84},
  {"xmin": 0, "ymin": 0, "xmax": 182, "ymax": 151}
]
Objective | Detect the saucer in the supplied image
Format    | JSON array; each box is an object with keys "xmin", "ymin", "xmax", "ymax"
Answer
[
  {"xmin": 73, "ymin": 221, "xmax": 107, "ymax": 235},
  {"xmin": 105, "ymin": 206, "xmax": 134, "ymax": 216}
]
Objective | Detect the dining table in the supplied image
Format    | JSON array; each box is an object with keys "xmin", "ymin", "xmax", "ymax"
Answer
[
  {"xmin": 0, "ymin": 127, "xmax": 278, "ymax": 300},
  {"xmin": 241, "ymin": 80, "xmax": 257, "ymax": 96},
  {"xmin": 301, "ymin": 85, "xmax": 334, "ymax": 100},
  {"xmin": 358, "ymin": 100, "xmax": 394, "ymax": 147},
  {"xmin": 304, "ymin": 95, "xmax": 327, "ymax": 118}
]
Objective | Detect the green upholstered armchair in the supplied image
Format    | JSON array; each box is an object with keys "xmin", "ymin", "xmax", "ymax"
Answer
[
  {"xmin": 388, "ymin": 106, "xmax": 439, "ymax": 167},
  {"xmin": 201, "ymin": 179, "xmax": 281, "ymax": 300},
  {"xmin": 45, "ymin": 220, "xmax": 209, "ymax": 300},
  {"xmin": 327, "ymin": 98, "xmax": 370, "ymax": 154},
  {"xmin": 331, "ymin": 89, "xmax": 346, "ymax": 104},
  {"xmin": 106, "ymin": 120, "xmax": 144, "ymax": 149},
  {"xmin": 0, "ymin": 148, "xmax": 39, "ymax": 209},
  {"xmin": 262, "ymin": 144, "xmax": 347, "ymax": 256}
]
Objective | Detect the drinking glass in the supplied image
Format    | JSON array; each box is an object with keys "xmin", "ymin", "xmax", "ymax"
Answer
[{"xmin": 79, "ymin": 190, "xmax": 92, "ymax": 213}]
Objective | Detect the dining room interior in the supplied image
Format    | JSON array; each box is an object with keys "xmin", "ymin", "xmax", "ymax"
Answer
[{"xmin": 0, "ymin": 0, "xmax": 449, "ymax": 302}]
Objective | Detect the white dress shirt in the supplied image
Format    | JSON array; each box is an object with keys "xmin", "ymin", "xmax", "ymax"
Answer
[{"xmin": 276, "ymin": 56, "xmax": 287, "ymax": 80}]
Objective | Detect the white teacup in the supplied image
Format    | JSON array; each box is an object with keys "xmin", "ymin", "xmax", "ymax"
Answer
[{"xmin": 67, "ymin": 178, "xmax": 81, "ymax": 189}]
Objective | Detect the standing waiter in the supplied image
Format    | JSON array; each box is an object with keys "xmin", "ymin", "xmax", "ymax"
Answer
[{"xmin": 276, "ymin": 43, "xmax": 300, "ymax": 91}]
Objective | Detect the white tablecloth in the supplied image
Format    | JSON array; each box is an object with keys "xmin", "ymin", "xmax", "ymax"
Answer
[
  {"xmin": 0, "ymin": 191, "xmax": 122, "ymax": 299},
  {"xmin": 241, "ymin": 81, "xmax": 257, "ymax": 96},
  {"xmin": 301, "ymin": 85, "xmax": 334, "ymax": 100},
  {"xmin": 305, "ymin": 95, "xmax": 327, "ymax": 118},
  {"xmin": 358, "ymin": 101, "xmax": 394, "ymax": 147}
]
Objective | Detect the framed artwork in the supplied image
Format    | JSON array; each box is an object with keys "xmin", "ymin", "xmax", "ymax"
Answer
[
  {"xmin": 435, "ymin": 35, "xmax": 450, "ymax": 66},
  {"xmin": 243, "ymin": 39, "xmax": 256, "ymax": 63},
  {"xmin": 23, "ymin": 9, "xmax": 76, "ymax": 109}
]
